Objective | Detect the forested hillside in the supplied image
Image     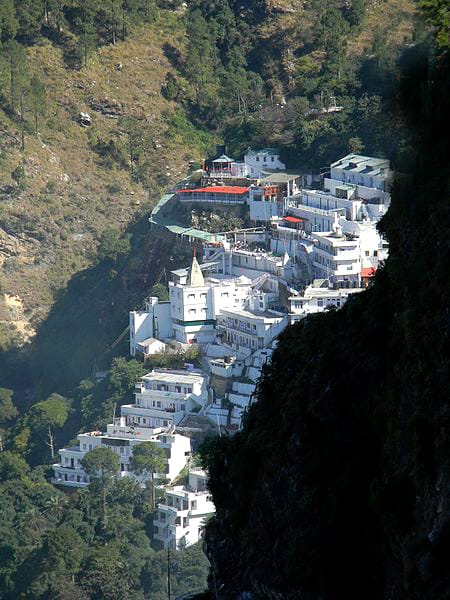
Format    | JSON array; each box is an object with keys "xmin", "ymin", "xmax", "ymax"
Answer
[
  {"xmin": 0, "ymin": 0, "xmax": 415, "ymax": 354},
  {"xmin": 1, "ymin": 1, "xmax": 447, "ymax": 599},
  {"xmin": 200, "ymin": 4, "xmax": 450, "ymax": 598}
]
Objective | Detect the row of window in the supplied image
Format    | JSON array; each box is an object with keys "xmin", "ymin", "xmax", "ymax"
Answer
[
  {"xmin": 255, "ymin": 155, "xmax": 276, "ymax": 163},
  {"xmin": 144, "ymin": 383, "xmax": 193, "ymax": 393},
  {"xmin": 56, "ymin": 472, "xmax": 88, "ymax": 483},
  {"xmin": 127, "ymin": 415, "xmax": 173, "ymax": 427},
  {"xmin": 226, "ymin": 318, "xmax": 258, "ymax": 332},
  {"xmin": 227, "ymin": 333, "xmax": 258, "ymax": 348},
  {"xmin": 188, "ymin": 307, "xmax": 207, "ymax": 315}
]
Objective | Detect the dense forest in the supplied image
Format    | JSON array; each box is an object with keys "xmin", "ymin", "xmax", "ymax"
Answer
[
  {"xmin": 200, "ymin": 3, "xmax": 450, "ymax": 598},
  {"xmin": 0, "ymin": 0, "xmax": 448, "ymax": 598}
]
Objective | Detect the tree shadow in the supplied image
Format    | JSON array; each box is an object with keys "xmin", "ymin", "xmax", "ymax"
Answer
[{"xmin": 0, "ymin": 213, "xmax": 192, "ymax": 401}]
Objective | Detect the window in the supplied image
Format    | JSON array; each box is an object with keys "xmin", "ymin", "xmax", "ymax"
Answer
[
  {"xmin": 191, "ymin": 500, "xmax": 197, "ymax": 510},
  {"xmin": 188, "ymin": 308, "xmax": 196, "ymax": 314},
  {"xmin": 82, "ymin": 443, "xmax": 87, "ymax": 450},
  {"xmin": 271, "ymin": 156, "xmax": 274, "ymax": 162},
  {"xmin": 221, "ymin": 292, "xmax": 229, "ymax": 297},
  {"xmin": 180, "ymin": 404, "xmax": 185, "ymax": 411},
  {"xmin": 188, "ymin": 293, "xmax": 195, "ymax": 299},
  {"xmin": 120, "ymin": 446, "xmax": 124, "ymax": 454},
  {"xmin": 256, "ymin": 156, "xmax": 259, "ymax": 162},
  {"xmin": 365, "ymin": 250, "xmax": 370, "ymax": 256},
  {"xmin": 253, "ymin": 324, "xmax": 257, "ymax": 330},
  {"xmin": 374, "ymin": 250, "xmax": 378, "ymax": 257},
  {"xmin": 175, "ymin": 386, "xmax": 181, "ymax": 393},
  {"xmin": 318, "ymin": 300, "xmax": 323, "ymax": 307},
  {"xmin": 200, "ymin": 293, "xmax": 207, "ymax": 298},
  {"xmin": 157, "ymin": 401, "xmax": 161, "ymax": 408}
]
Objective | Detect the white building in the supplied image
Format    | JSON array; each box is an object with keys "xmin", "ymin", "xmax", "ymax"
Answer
[
  {"xmin": 284, "ymin": 153, "xmax": 391, "ymax": 235},
  {"xmin": 122, "ymin": 368, "xmax": 209, "ymax": 429},
  {"xmin": 244, "ymin": 148, "xmax": 286, "ymax": 178},
  {"xmin": 218, "ymin": 307, "xmax": 288, "ymax": 354},
  {"xmin": 168, "ymin": 256, "xmax": 254, "ymax": 345},
  {"xmin": 52, "ymin": 430, "xmax": 191, "ymax": 489},
  {"xmin": 154, "ymin": 468, "xmax": 215, "ymax": 549},
  {"xmin": 311, "ymin": 218, "xmax": 387, "ymax": 286},
  {"xmin": 330, "ymin": 154, "xmax": 392, "ymax": 192},
  {"xmin": 130, "ymin": 297, "xmax": 172, "ymax": 356},
  {"xmin": 207, "ymin": 245, "xmax": 295, "ymax": 283},
  {"xmin": 130, "ymin": 256, "xmax": 254, "ymax": 350},
  {"xmin": 289, "ymin": 279, "xmax": 364, "ymax": 323}
]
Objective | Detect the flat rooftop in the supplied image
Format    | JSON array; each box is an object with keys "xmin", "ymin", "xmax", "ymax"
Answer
[
  {"xmin": 178, "ymin": 186, "xmax": 249, "ymax": 195},
  {"xmin": 221, "ymin": 307, "xmax": 285, "ymax": 320},
  {"xmin": 259, "ymin": 171, "xmax": 302, "ymax": 183},
  {"xmin": 142, "ymin": 370, "xmax": 205, "ymax": 384},
  {"xmin": 330, "ymin": 154, "xmax": 391, "ymax": 176}
]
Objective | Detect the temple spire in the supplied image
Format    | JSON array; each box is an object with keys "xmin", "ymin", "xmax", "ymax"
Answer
[{"xmin": 188, "ymin": 248, "xmax": 204, "ymax": 287}]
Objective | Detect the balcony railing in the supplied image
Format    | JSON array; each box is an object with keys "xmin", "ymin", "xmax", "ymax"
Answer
[
  {"xmin": 287, "ymin": 203, "xmax": 346, "ymax": 218},
  {"xmin": 135, "ymin": 386, "xmax": 190, "ymax": 400}
]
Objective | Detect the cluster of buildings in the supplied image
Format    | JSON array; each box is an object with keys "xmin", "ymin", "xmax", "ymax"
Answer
[{"xmin": 53, "ymin": 148, "xmax": 392, "ymax": 550}]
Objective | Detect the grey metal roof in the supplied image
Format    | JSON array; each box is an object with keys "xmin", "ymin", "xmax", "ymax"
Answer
[{"xmin": 246, "ymin": 147, "xmax": 280, "ymax": 157}]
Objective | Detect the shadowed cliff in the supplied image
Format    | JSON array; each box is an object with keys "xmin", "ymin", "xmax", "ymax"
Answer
[{"xmin": 200, "ymin": 30, "xmax": 450, "ymax": 600}]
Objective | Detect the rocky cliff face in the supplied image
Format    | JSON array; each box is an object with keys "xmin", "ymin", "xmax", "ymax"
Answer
[{"xmin": 201, "ymin": 40, "xmax": 449, "ymax": 600}]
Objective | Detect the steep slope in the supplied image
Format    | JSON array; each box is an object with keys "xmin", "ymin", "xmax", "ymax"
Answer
[
  {"xmin": 201, "ymin": 31, "xmax": 450, "ymax": 600},
  {"xmin": 0, "ymin": 9, "xmax": 212, "ymax": 349}
]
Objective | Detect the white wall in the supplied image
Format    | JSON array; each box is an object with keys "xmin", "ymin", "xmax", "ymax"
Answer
[{"xmin": 244, "ymin": 151, "xmax": 286, "ymax": 178}]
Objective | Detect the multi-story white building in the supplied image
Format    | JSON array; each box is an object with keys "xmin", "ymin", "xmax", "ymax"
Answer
[
  {"xmin": 330, "ymin": 154, "xmax": 392, "ymax": 192},
  {"xmin": 311, "ymin": 218, "xmax": 388, "ymax": 286},
  {"xmin": 52, "ymin": 430, "xmax": 191, "ymax": 488},
  {"xmin": 130, "ymin": 255, "xmax": 255, "ymax": 350},
  {"xmin": 122, "ymin": 368, "xmax": 209, "ymax": 429},
  {"xmin": 154, "ymin": 468, "xmax": 215, "ymax": 550},
  {"xmin": 289, "ymin": 279, "xmax": 365, "ymax": 323},
  {"xmin": 130, "ymin": 296, "xmax": 172, "ymax": 356},
  {"xmin": 169, "ymin": 257, "xmax": 254, "ymax": 345},
  {"xmin": 217, "ymin": 306, "xmax": 288, "ymax": 354},
  {"xmin": 244, "ymin": 148, "xmax": 286, "ymax": 178},
  {"xmin": 283, "ymin": 153, "xmax": 391, "ymax": 238}
]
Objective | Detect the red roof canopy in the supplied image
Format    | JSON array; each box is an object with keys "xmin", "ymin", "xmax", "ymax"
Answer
[
  {"xmin": 179, "ymin": 186, "xmax": 249, "ymax": 195},
  {"xmin": 361, "ymin": 267, "xmax": 376, "ymax": 278},
  {"xmin": 284, "ymin": 216, "xmax": 304, "ymax": 223}
]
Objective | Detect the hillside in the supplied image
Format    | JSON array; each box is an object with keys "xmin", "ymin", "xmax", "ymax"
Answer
[
  {"xmin": 0, "ymin": 0, "xmax": 417, "ymax": 356},
  {"xmin": 0, "ymin": 7, "xmax": 213, "ymax": 351}
]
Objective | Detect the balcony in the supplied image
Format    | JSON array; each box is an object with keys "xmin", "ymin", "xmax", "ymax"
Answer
[
  {"xmin": 135, "ymin": 386, "xmax": 190, "ymax": 400},
  {"xmin": 288, "ymin": 203, "xmax": 346, "ymax": 218},
  {"xmin": 106, "ymin": 422, "xmax": 162, "ymax": 440},
  {"xmin": 51, "ymin": 476, "xmax": 89, "ymax": 488},
  {"xmin": 158, "ymin": 503, "xmax": 180, "ymax": 514}
]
